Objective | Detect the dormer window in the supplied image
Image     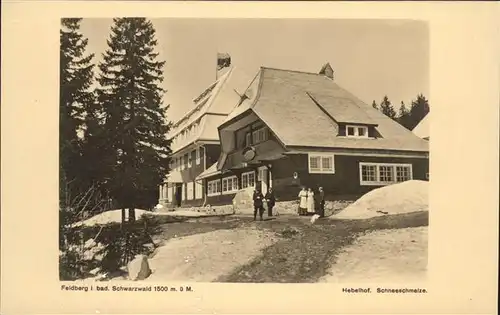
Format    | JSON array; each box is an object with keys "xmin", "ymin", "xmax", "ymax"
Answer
[{"xmin": 346, "ymin": 125, "xmax": 369, "ymax": 138}]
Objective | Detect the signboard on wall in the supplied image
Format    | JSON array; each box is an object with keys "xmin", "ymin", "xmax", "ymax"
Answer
[{"xmin": 242, "ymin": 147, "xmax": 256, "ymax": 161}]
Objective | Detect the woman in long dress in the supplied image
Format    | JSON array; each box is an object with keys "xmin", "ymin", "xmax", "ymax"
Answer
[
  {"xmin": 298, "ymin": 187, "xmax": 308, "ymax": 215},
  {"xmin": 306, "ymin": 188, "xmax": 315, "ymax": 215}
]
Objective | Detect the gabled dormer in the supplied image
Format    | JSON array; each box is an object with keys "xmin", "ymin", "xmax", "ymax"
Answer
[
  {"xmin": 337, "ymin": 123, "xmax": 381, "ymax": 139},
  {"xmin": 307, "ymin": 92, "xmax": 381, "ymax": 139}
]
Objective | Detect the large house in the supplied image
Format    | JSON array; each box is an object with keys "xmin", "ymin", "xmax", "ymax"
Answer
[
  {"xmin": 196, "ymin": 63, "xmax": 430, "ymax": 205},
  {"xmin": 158, "ymin": 66, "xmax": 250, "ymax": 207}
]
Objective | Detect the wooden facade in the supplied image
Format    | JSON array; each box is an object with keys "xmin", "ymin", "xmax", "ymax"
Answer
[
  {"xmin": 202, "ymin": 146, "xmax": 429, "ymax": 205},
  {"xmin": 164, "ymin": 65, "xmax": 430, "ymax": 209},
  {"xmin": 159, "ymin": 144, "xmax": 221, "ymax": 208}
]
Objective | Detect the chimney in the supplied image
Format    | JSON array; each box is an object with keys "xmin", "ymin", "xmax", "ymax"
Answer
[
  {"xmin": 319, "ymin": 62, "xmax": 334, "ymax": 80},
  {"xmin": 216, "ymin": 52, "xmax": 231, "ymax": 80}
]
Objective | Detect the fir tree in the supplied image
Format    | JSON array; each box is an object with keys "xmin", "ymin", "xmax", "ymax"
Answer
[
  {"xmin": 59, "ymin": 18, "xmax": 95, "ymax": 212},
  {"xmin": 96, "ymin": 18, "xmax": 171, "ymax": 223},
  {"xmin": 397, "ymin": 101, "xmax": 412, "ymax": 130},
  {"xmin": 379, "ymin": 95, "xmax": 397, "ymax": 120},
  {"xmin": 371, "ymin": 100, "xmax": 378, "ymax": 110},
  {"xmin": 60, "ymin": 18, "xmax": 98, "ymax": 276},
  {"xmin": 409, "ymin": 94, "xmax": 430, "ymax": 130}
]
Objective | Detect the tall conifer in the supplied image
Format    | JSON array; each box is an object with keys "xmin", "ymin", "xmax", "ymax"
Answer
[
  {"xmin": 96, "ymin": 18, "xmax": 171, "ymax": 221},
  {"xmin": 397, "ymin": 101, "xmax": 412, "ymax": 130},
  {"xmin": 60, "ymin": 18, "xmax": 95, "ymax": 183},
  {"xmin": 409, "ymin": 94, "xmax": 430, "ymax": 130},
  {"xmin": 379, "ymin": 95, "xmax": 397, "ymax": 120}
]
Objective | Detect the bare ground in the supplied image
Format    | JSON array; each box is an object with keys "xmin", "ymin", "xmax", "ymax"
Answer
[
  {"xmin": 137, "ymin": 211, "xmax": 428, "ymax": 283},
  {"xmin": 216, "ymin": 212, "xmax": 428, "ymax": 283}
]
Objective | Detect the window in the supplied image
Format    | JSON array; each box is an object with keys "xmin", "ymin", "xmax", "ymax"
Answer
[
  {"xmin": 245, "ymin": 133, "xmax": 251, "ymax": 147},
  {"xmin": 187, "ymin": 182, "xmax": 194, "ymax": 200},
  {"xmin": 322, "ymin": 156, "xmax": 334, "ymax": 172},
  {"xmin": 222, "ymin": 176, "xmax": 239, "ymax": 194},
  {"xmin": 358, "ymin": 127, "xmax": 366, "ymax": 137},
  {"xmin": 361, "ymin": 164, "xmax": 377, "ymax": 182},
  {"xmin": 309, "ymin": 156, "xmax": 321, "ymax": 172},
  {"xmin": 183, "ymin": 154, "xmax": 188, "ymax": 170},
  {"xmin": 251, "ymin": 127, "xmax": 268, "ymax": 145},
  {"xmin": 396, "ymin": 166, "xmax": 412, "ymax": 182},
  {"xmin": 241, "ymin": 171, "xmax": 256, "ymax": 189},
  {"xmin": 166, "ymin": 185, "xmax": 171, "ymax": 202},
  {"xmin": 195, "ymin": 181, "xmax": 203, "ymax": 199},
  {"xmin": 359, "ymin": 163, "xmax": 412, "ymax": 186},
  {"xmin": 188, "ymin": 151, "xmax": 193, "ymax": 168},
  {"xmin": 207, "ymin": 179, "xmax": 221, "ymax": 196},
  {"xmin": 379, "ymin": 165, "xmax": 394, "ymax": 182},
  {"xmin": 308, "ymin": 154, "xmax": 335, "ymax": 174},
  {"xmin": 345, "ymin": 125, "xmax": 369, "ymax": 138},
  {"xmin": 199, "ymin": 146, "xmax": 205, "ymax": 168},
  {"xmin": 195, "ymin": 147, "xmax": 200, "ymax": 165}
]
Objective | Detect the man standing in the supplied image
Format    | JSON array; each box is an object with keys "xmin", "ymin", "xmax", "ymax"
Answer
[
  {"xmin": 253, "ymin": 188, "xmax": 265, "ymax": 221},
  {"xmin": 317, "ymin": 186, "xmax": 325, "ymax": 218},
  {"xmin": 265, "ymin": 187, "xmax": 276, "ymax": 217}
]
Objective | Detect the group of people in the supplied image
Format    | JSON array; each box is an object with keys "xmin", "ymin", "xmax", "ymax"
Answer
[
  {"xmin": 251, "ymin": 185, "xmax": 326, "ymax": 221},
  {"xmin": 252, "ymin": 187, "xmax": 276, "ymax": 221},
  {"xmin": 298, "ymin": 186, "xmax": 325, "ymax": 217}
]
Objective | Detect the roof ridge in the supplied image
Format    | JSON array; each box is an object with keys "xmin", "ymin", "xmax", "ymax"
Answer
[
  {"xmin": 171, "ymin": 68, "xmax": 234, "ymax": 128},
  {"xmin": 194, "ymin": 66, "xmax": 234, "ymax": 103},
  {"xmin": 204, "ymin": 67, "xmax": 234, "ymax": 114},
  {"xmin": 261, "ymin": 66, "xmax": 327, "ymax": 77}
]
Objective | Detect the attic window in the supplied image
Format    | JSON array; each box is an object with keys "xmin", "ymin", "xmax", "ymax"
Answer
[{"xmin": 346, "ymin": 125, "xmax": 369, "ymax": 138}]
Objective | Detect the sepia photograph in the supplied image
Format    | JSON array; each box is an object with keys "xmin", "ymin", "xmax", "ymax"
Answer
[
  {"xmin": 59, "ymin": 18, "xmax": 430, "ymax": 283},
  {"xmin": 59, "ymin": 17, "xmax": 431, "ymax": 284},
  {"xmin": 2, "ymin": 1, "xmax": 498, "ymax": 313}
]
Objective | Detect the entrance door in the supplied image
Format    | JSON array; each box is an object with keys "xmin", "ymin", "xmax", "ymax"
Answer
[
  {"xmin": 258, "ymin": 166, "xmax": 268, "ymax": 194},
  {"xmin": 175, "ymin": 184, "xmax": 182, "ymax": 207}
]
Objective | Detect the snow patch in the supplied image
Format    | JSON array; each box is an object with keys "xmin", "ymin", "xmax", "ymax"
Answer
[
  {"xmin": 71, "ymin": 208, "xmax": 230, "ymax": 228},
  {"xmin": 332, "ymin": 180, "xmax": 428, "ymax": 220},
  {"xmin": 71, "ymin": 209, "xmax": 151, "ymax": 227}
]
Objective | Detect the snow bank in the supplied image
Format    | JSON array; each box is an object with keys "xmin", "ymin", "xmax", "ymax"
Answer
[
  {"xmin": 71, "ymin": 208, "xmax": 232, "ymax": 228},
  {"xmin": 156, "ymin": 210, "xmax": 219, "ymax": 217},
  {"xmin": 332, "ymin": 180, "xmax": 428, "ymax": 220},
  {"xmin": 71, "ymin": 209, "xmax": 151, "ymax": 228}
]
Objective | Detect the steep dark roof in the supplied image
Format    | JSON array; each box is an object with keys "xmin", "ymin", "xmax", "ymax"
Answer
[{"xmin": 241, "ymin": 67, "xmax": 428, "ymax": 152}]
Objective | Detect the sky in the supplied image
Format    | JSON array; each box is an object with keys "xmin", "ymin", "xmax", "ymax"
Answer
[{"xmin": 80, "ymin": 18, "xmax": 429, "ymax": 122}]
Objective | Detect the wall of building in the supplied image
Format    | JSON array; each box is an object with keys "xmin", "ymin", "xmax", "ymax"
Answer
[
  {"xmin": 160, "ymin": 144, "xmax": 223, "ymax": 208},
  {"xmin": 203, "ymin": 153, "xmax": 429, "ymax": 205},
  {"xmin": 271, "ymin": 153, "xmax": 429, "ymax": 201},
  {"xmin": 203, "ymin": 166, "xmax": 262, "ymax": 206},
  {"xmin": 160, "ymin": 147, "xmax": 205, "ymax": 208}
]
